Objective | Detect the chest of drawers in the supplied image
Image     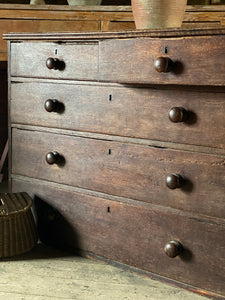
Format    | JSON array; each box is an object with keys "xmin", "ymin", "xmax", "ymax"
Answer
[{"xmin": 4, "ymin": 28, "xmax": 225, "ymax": 299}]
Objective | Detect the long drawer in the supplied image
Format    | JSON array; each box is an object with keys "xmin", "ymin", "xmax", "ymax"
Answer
[
  {"xmin": 12, "ymin": 128, "xmax": 225, "ymax": 219},
  {"xmin": 11, "ymin": 81, "xmax": 225, "ymax": 150},
  {"xmin": 99, "ymin": 35, "xmax": 225, "ymax": 86},
  {"xmin": 10, "ymin": 42, "xmax": 99, "ymax": 80},
  {"xmin": 12, "ymin": 176, "xmax": 225, "ymax": 297}
]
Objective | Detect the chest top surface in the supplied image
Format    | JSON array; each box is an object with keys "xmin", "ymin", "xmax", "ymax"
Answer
[
  {"xmin": 3, "ymin": 26, "xmax": 225, "ymax": 39},
  {"xmin": 4, "ymin": 27, "xmax": 225, "ymax": 87}
]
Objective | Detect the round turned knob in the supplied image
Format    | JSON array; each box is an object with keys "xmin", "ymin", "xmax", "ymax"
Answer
[
  {"xmin": 46, "ymin": 151, "xmax": 62, "ymax": 165},
  {"xmin": 164, "ymin": 240, "xmax": 183, "ymax": 258},
  {"xmin": 44, "ymin": 99, "xmax": 59, "ymax": 113},
  {"xmin": 166, "ymin": 174, "xmax": 183, "ymax": 189},
  {"xmin": 169, "ymin": 107, "xmax": 187, "ymax": 123},
  {"xmin": 154, "ymin": 57, "xmax": 174, "ymax": 73},
  {"xmin": 46, "ymin": 57, "xmax": 60, "ymax": 70}
]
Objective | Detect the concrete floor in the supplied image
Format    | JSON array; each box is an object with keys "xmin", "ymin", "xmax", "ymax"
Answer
[{"xmin": 0, "ymin": 181, "xmax": 208, "ymax": 300}]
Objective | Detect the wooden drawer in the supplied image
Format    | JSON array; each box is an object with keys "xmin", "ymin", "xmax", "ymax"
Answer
[
  {"xmin": 10, "ymin": 42, "xmax": 99, "ymax": 80},
  {"xmin": 99, "ymin": 35, "xmax": 225, "ymax": 86},
  {"xmin": 12, "ymin": 128, "xmax": 225, "ymax": 219},
  {"xmin": 11, "ymin": 82, "xmax": 225, "ymax": 150},
  {"xmin": 11, "ymin": 177, "xmax": 225, "ymax": 297}
]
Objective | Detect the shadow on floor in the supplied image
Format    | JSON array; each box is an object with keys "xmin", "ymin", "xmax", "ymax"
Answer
[{"xmin": 0, "ymin": 242, "xmax": 80, "ymax": 262}]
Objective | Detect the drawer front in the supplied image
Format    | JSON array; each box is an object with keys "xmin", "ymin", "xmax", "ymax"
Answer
[
  {"xmin": 11, "ymin": 82, "xmax": 225, "ymax": 150},
  {"xmin": 10, "ymin": 42, "xmax": 99, "ymax": 80},
  {"xmin": 99, "ymin": 36, "xmax": 225, "ymax": 85},
  {"xmin": 12, "ymin": 177, "xmax": 225, "ymax": 297},
  {"xmin": 12, "ymin": 129, "xmax": 225, "ymax": 218}
]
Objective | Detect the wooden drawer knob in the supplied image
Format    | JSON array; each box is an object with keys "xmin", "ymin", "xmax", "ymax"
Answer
[
  {"xmin": 154, "ymin": 57, "xmax": 174, "ymax": 73},
  {"xmin": 44, "ymin": 99, "xmax": 59, "ymax": 113},
  {"xmin": 46, "ymin": 57, "xmax": 60, "ymax": 70},
  {"xmin": 166, "ymin": 174, "xmax": 183, "ymax": 189},
  {"xmin": 164, "ymin": 241, "xmax": 183, "ymax": 258},
  {"xmin": 46, "ymin": 151, "xmax": 62, "ymax": 165},
  {"xmin": 169, "ymin": 107, "xmax": 187, "ymax": 123}
]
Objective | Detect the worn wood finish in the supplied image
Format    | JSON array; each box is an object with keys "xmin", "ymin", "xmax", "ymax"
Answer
[
  {"xmin": 11, "ymin": 177, "xmax": 225, "ymax": 297},
  {"xmin": 6, "ymin": 28, "xmax": 225, "ymax": 298},
  {"xmin": 10, "ymin": 81, "xmax": 225, "ymax": 149},
  {"xmin": 0, "ymin": 19, "xmax": 100, "ymax": 56},
  {"xmin": 10, "ymin": 42, "xmax": 99, "ymax": 80},
  {"xmin": 12, "ymin": 128, "xmax": 225, "ymax": 219},
  {"xmin": 99, "ymin": 35, "xmax": 225, "ymax": 85},
  {"xmin": 1, "ymin": 5, "xmax": 225, "ymax": 61},
  {"xmin": 1, "ymin": 4, "xmax": 223, "ymax": 177},
  {"xmin": 10, "ymin": 35, "xmax": 225, "ymax": 85}
]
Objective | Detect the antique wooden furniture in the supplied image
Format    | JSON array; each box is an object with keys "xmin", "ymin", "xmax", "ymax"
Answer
[
  {"xmin": 1, "ymin": 4, "xmax": 225, "ymax": 173},
  {"xmin": 1, "ymin": 4, "xmax": 225, "ymax": 60},
  {"xmin": 5, "ymin": 27, "xmax": 225, "ymax": 299}
]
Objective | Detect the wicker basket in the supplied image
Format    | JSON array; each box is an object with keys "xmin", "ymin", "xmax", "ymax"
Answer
[{"xmin": 0, "ymin": 192, "xmax": 38, "ymax": 258}]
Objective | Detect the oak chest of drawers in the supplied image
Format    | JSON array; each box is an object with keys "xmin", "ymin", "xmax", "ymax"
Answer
[{"xmin": 4, "ymin": 28, "xmax": 225, "ymax": 299}]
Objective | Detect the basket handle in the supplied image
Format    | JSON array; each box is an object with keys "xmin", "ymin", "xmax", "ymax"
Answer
[{"xmin": 0, "ymin": 197, "xmax": 7, "ymax": 214}]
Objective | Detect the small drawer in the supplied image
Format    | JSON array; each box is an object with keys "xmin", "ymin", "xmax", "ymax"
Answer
[
  {"xmin": 99, "ymin": 35, "xmax": 225, "ymax": 85},
  {"xmin": 11, "ymin": 81, "xmax": 225, "ymax": 150},
  {"xmin": 12, "ymin": 128, "xmax": 225, "ymax": 219},
  {"xmin": 10, "ymin": 42, "xmax": 99, "ymax": 81},
  {"xmin": 11, "ymin": 177, "xmax": 225, "ymax": 297}
]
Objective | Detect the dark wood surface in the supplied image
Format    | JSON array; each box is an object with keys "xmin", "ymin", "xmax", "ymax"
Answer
[
  {"xmin": 99, "ymin": 35, "xmax": 225, "ymax": 85},
  {"xmin": 10, "ymin": 80, "xmax": 225, "ymax": 150},
  {"xmin": 12, "ymin": 128, "xmax": 225, "ymax": 219},
  {"xmin": 9, "ymin": 34, "xmax": 225, "ymax": 86},
  {"xmin": 4, "ymin": 27, "xmax": 225, "ymax": 40},
  {"xmin": 1, "ymin": 6, "xmax": 225, "ymax": 174},
  {"xmin": 1, "ymin": 5, "xmax": 225, "ymax": 61},
  {"xmin": 10, "ymin": 42, "xmax": 99, "ymax": 80},
  {"xmin": 6, "ymin": 28, "xmax": 225, "ymax": 299},
  {"xmin": 12, "ymin": 177, "xmax": 225, "ymax": 297}
]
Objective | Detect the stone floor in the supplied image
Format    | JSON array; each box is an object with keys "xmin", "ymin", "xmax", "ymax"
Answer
[{"xmin": 0, "ymin": 181, "xmax": 209, "ymax": 300}]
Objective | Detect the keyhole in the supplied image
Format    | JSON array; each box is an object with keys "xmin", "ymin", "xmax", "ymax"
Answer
[
  {"xmin": 109, "ymin": 94, "xmax": 112, "ymax": 101},
  {"xmin": 55, "ymin": 49, "xmax": 58, "ymax": 55},
  {"xmin": 108, "ymin": 149, "xmax": 111, "ymax": 155},
  {"xmin": 164, "ymin": 46, "xmax": 169, "ymax": 54},
  {"xmin": 107, "ymin": 207, "xmax": 110, "ymax": 213}
]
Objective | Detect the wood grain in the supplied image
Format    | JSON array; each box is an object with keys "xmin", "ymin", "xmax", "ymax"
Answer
[
  {"xmin": 0, "ymin": 4, "xmax": 224, "ymax": 60},
  {"xmin": 7, "ymin": 26, "xmax": 225, "ymax": 299},
  {"xmin": 11, "ymin": 128, "xmax": 225, "ymax": 219},
  {"xmin": 99, "ymin": 35, "xmax": 225, "ymax": 86},
  {"xmin": 0, "ymin": 19, "xmax": 100, "ymax": 54},
  {"xmin": 10, "ymin": 42, "xmax": 99, "ymax": 80},
  {"xmin": 9, "ymin": 34, "xmax": 225, "ymax": 85},
  {"xmin": 10, "ymin": 81, "xmax": 225, "ymax": 150},
  {"xmin": 12, "ymin": 176, "xmax": 225, "ymax": 297}
]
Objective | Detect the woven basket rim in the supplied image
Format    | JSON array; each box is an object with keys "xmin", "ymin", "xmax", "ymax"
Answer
[{"xmin": 0, "ymin": 192, "xmax": 33, "ymax": 217}]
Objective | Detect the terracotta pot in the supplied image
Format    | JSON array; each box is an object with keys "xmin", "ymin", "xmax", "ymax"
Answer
[{"xmin": 131, "ymin": 0, "xmax": 187, "ymax": 30}]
